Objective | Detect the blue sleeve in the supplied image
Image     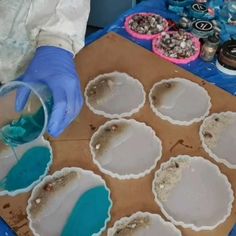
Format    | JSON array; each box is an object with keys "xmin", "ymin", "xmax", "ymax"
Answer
[{"xmin": 0, "ymin": 217, "xmax": 17, "ymax": 236}]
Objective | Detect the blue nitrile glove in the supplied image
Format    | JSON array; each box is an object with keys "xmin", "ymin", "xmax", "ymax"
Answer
[{"xmin": 16, "ymin": 46, "xmax": 84, "ymax": 137}]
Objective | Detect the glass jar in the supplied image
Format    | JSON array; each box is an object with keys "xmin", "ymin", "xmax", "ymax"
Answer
[{"xmin": 200, "ymin": 35, "xmax": 220, "ymax": 61}]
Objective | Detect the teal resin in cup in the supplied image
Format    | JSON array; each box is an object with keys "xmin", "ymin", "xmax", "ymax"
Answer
[{"xmin": 0, "ymin": 81, "xmax": 53, "ymax": 151}]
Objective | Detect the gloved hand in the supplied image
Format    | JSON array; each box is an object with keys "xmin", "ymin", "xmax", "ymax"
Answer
[{"xmin": 16, "ymin": 46, "xmax": 84, "ymax": 137}]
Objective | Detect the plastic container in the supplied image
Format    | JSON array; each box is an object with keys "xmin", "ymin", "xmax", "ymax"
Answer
[
  {"xmin": 124, "ymin": 13, "xmax": 169, "ymax": 40},
  {"xmin": 152, "ymin": 31, "xmax": 200, "ymax": 64},
  {"xmin": 0, "ymin": 81, "xmax": 52, "ymax": 149}
]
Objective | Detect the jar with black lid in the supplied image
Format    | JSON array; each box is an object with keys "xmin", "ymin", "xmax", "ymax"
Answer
[{"xmin": 216, "ymin": 40, "xmax": 236, "ymax": 75}]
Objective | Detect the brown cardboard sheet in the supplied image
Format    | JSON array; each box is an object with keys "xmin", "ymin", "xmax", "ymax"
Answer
[{"xmin": 0, "ymin": 32, "xmax": 236, "ymax": 236}]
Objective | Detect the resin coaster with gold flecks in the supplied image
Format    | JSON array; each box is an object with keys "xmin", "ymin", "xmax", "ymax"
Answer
[
  {"xmin": 200, "ymin": 112, "xmax": 236, "ymax": 169},
  {"xmin": 149, "ymin": 78, "xmax": 211, "ymax": 125},
  {"xmin": 27, "ymin": 167, "xmax": 112, "ymax": 236},
  {"xmin": 107, "ymin": 211, "xmax": 182, "ymax": 236},
  {"xmin": 152, "ymin": 155, "xmax": 234, "ymax": 231},
  {"xmin": 85, "ymin": 71, "xmax": 146, "ymax": 119},
  {"xmin": 90, "ymin": 119, "xmax": 162, "ymax": 179}
]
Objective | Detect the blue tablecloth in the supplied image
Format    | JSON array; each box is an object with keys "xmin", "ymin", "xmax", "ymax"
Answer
[
  {"xmin": 86, "ymin": 0, "xmax": 236, "ymax": 235},
  {"xmin": 86, "ymin": 0, "xmax": 236, "ymax": 95}
]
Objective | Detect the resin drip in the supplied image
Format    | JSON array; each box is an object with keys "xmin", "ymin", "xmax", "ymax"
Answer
[
  {"xmin": 0, "ymin": 146, "xmax": 51, "ymax": 192},
  {"xmin": 0, "ymin": 98, "xmax": 53, "ymax": 146},
  {"xmin": 62, "ymin": 186, "xmax": 110, "ymax": 236}
]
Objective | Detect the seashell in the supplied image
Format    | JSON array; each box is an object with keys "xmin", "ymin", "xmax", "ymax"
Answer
[
  {"xmin": 27, "ymin": 167, "xmax": 112, "ymax": 236},
  {"xmin": 152, "ymin": 155, "xmax": 234, "ymax": 231},
  {"xmin": 149, "ymin": 78, "xmax": 211, "ymax": 125},
  {"xmin": 107, "ymin": 212, "xmax": 182, "ymax": 236},
  {"xmin": 180, "ymin": 41, "xmax": 186, "ymax": 48},
  {"xmin": 85, "ymin": 71, "xmax": 146, "ymax": 119},
  {"xmin": 90, "ymin": 119, "xmax": 162, "ymax": 179},
  {"xmin": 200, "ymin": 112, "xmax": 236, "ymax": 169}
]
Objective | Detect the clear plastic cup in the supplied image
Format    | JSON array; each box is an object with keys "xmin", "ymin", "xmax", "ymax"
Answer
[{"xmin": 0, "ymin": 81, "xmax": 52, "ymax": 154}]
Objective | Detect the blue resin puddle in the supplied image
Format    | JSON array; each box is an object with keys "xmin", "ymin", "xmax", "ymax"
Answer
[
  {"xmin": 1, "ymin": 98, "xmax": 53, "ymax": 146},
  {"xmin": 62, "ymin": 185, "xmax": 111, "ymax": 236},
  {"xmin": 0, "ymin": 146, "xmax": 51, "ymax": 192}
]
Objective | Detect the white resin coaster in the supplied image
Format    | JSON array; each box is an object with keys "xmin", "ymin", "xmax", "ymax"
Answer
[
  {"xmin": 149, "ymin": 78, "xmax": 211, "ymax": 125},
  {"xmin": 90, "ymin": 119, "xmax": 162, "ymax": 179},
  {"xmin": 200, "ymin": 112, "xmax": 236, "ymax": 168},
  {"xmin": 0, "ymin": 137, "xmax": 53, "ymax": 196},
  {"xmin": 152, "ymin": 155, "xmax": 233, "ymax": 231},
  {"xmin": 85, "ymin": 71, "xmax": 146, "ymax": 118},
  {"xmin": 107, "ymin": 211, "xmax": 182, "ymax": 236},
  {"xmin": 27, "ymin": 167, "xmax": 112, "ymax": 236}
]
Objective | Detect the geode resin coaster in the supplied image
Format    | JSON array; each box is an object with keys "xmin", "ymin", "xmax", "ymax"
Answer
[
  {"xmin": 27, "ymin": 167, "xmax": 112, "ymax": 236},
  {"xmin": 125, "ymin": 13, "xmax": 168, "ymax": 40},
  {"xmin": 0, "ymin": 137, "xmax": 53, "ymax": 196},
  {"xmin": 152, "ymin": 155, "xmax": 234, "ymax": 231},
  {"xmin": 149, "ymin": 78, "xmax": 211, "ymax": 125},
  {"xmin": 200, "ymin": 112, "xmax": 236, "ymax": 168},
  {"xmin": 90, "ymin": 119, "xmax": 162, "ymax": 179},
  {"xmin": 85, "ymin": 71, "xmax": 146, "ymax": 118},
  {"xmin": 152, "ymin": 31, "xmax": 200, "ymax": 64},
  {"xmin": 107, "ymin": 211, "xmax": 182, "ymax": 236}
]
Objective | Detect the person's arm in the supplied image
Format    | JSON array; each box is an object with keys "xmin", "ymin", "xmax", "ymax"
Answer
[
  {"xmin": 16, "ymin": 0, "xmax": 90, "ymax": 137},
  {"xmin": 26, "ymin": 0, "xmax": 90, "ymax": 54}
]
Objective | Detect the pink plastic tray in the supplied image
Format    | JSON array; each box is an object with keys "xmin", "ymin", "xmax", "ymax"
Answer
[
  {"xmin": 152, "ymin": 31, "xmax": 201, "ymax": 64},
  {"xmin": 124, "ymin": 13, "xmax": 169, "ymax": 40}
]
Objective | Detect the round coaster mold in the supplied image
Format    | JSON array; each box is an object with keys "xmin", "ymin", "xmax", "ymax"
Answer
[
  {"xmin": 200, "ymin": 112, "xmax": 236, "ymax": 169},
  {"xmin": 27, "ymin": 167, "xmax": 112, "ymax": 236},
  {"xmin": 149, "ymin": 78, "xmax": 211, "ymax": 125},
  {"xmin": 90, "ymin": 119, "xmax": 162, "ymax": 180},
  {"xmin": 85, "ymin": 71, "xmax": 146, "ymax": 119},
  {"xmin": 152, "ymin": 155, "xmax": 234, "ymax": 231},
  {"xmin": 108, "ymin": 211, "xmax": 182, "ymax": 236},
  {"xmin": 125, "ymin": 13, "xmax": 168, "ymax": 40}
]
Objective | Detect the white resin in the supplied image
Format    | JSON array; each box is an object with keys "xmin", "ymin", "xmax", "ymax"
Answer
[
  {"xmin": 85, "ymin": 71, "xmax": 146, "ymax": 118},
  {"xmin": 152, "ymin": 155, "xmax": 234, "ymax": 231},
  {"xmin": 149, "ymin": 78, "xmax": 211, "ymax": 125},
  {"xmin": 200, "ymin": 112, "xmax": 236, "ymax": 168},
  {"xmin": 90, "ymin": 119, "xmax": 162, "ymax": 179}
]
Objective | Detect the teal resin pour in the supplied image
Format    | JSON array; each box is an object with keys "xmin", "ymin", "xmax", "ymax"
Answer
[
  {"xmin": 0, "ymin": 146, "xmax": 51, "ymax": 192},
  {"xmin": 61, "ymin": 185, "xmax": 111, "ymax": 236},
  {"xmin": 0, "ymin": 98, "xmax": 53, "ymax": 146}
]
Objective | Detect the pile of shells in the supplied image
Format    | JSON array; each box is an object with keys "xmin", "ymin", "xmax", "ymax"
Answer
[
  {"xmin": 158, "ymin": 30, "xmax": 196, "ymax": 59},
  {"xmin": 128, "ymin": 14, "xmax": 166, "ymax": 35}
]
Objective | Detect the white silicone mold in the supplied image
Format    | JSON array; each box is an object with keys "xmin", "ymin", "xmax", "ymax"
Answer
[
  {"xmin": 0, "ymin": 137, "xmax": 53, "ymax": 196},
  {"xmin": 108, "ymin": 211, "xmax": 182, "ymax": 236},
  {"xmin": 149, "ymin": 78, "xmax": 211, "ymax": 125},
  {"xmin": 85, "ymin": 71, "xmax": 146, "ymax": 118},
  {"xmin": 200, "ymin": 111, "xmax": 236, "ymax": 169},
  {"xmin": 27, "ymin": 167, "xmax": 112, "ymax": 236},
  {"xmin": 152, "ymin": 155, "xmax": 234, "ymax": 231}
]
